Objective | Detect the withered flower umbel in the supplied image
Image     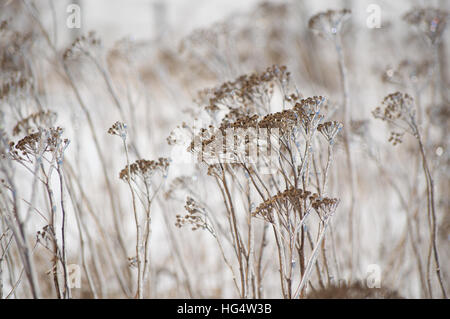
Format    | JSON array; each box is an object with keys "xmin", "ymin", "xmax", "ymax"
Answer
[
  {"xmin": 403, "ymin": 8, "xmax": 448, "ymax": 45},
  {"xmin": 197, "ymin": 65, "xmax": 291, "ymax": 124},
  {"xmin": 63, "ymin": 31, "xmax": 101, "ymax": 60},
  {"xmin": 13, "ymin": 127, "xmax": 69, "ymax": 160},
  {"xmin": 308, "ymin": 9, "xmax": 351, "ymax": 39},
  {"xmin": 318, "ymin": 121, "xmax": 343, "ymax": 144},
  {"xmin": 0, "ymin": 72, "xmax": 34, "ymax": 101},
  {"xmin": 175, "ymin": 196, "xmax": 213, "ymax": 233},
  {"xmin": 119, "ymin": 158, "xmax": 169, "ymax": 181},
  {"xmin": 108, "ymin": 121, "xmax": 127, "ymax": 139},
  {"xmin": 252, "ymin": 187, "xmax": 339, "ymax": 223},
  {"xmin": 293, "ymin": 96, "xmax": 326, "ymax": 135},
  {"xmin": 372, "ymin": 92, "xmax": 418, "ymax": 136},
  {"xmin": 13, "ymin": 110, "xmax": 57, "ymax": 136}
]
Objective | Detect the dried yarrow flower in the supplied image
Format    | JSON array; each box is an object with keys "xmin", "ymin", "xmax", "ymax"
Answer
[
  {"xmin": 311, "ymin": 196, "xmax": 339, "ymax": 221},
  {"xmin": 12, "ymin": 127, "xmax": 69, "ymax": 162},
  {"xmin": 257, "ymin": 96, "xmax": 327, "ymax": 135},
  {"xmin": 108, "ymin": 121, "xmax": 127, "ymax": 139},
  {"xmin": 197, "ymin": 65, "xmax": 291, "ymax": 123},
  {"xmin": 252, "ymin": 187, "xmax": 339, "ymax": 223},
  {"xmin": 308, "ymin": 9, "xmax": 351, "ymax": 39},
  {"xmin": 372, "ymin": 92, "xmax": 417, "ymax": 136},
  {"xmin": 293, "ymin": 96, "xmax": 326, "ymax": 135},
  {"xmin": 179, "ymin": 23, "xmax": 228, "ymax": 54},
  {"xmin": 167, "ymin": 121, "xmax": 191, "ymax": 146},
  {"xmin": 13, "ymin": 110, "xmax": 57, "ymax": 136},
  {"xmin": 164, "ymin": 175, "xmax": 197, "ymax": 200},
  {"xmin": 119, "ymin": 158, "xmax": 169, "ymax": 181},
  {"xmin": 258, "ymin": 110, "xmax": 296, "ymax": 134},
  {"xmin": 63, "ymin": 31, "xmax": 101, "ymax": 60},
  {"xmin": 318, "ymin": 121, "xmax": 343, "ymax": 144},
  {"xmin": 188, "ymin": 94, "xmax": 329, "ymax": 164},
  {"xmin": 403, "ymin": 8, "xmax": 448, "ymax": 45},
  {"xmin": 0, "ymin": 72, "xmax": 34, "ymax": 101},
  {"xmin": 175, "ymin": 196, "xmax": 213, "ymax": 233},
  {"xmin": 388, "ymin": 132, "xmax": 404, "ymax": 146}
]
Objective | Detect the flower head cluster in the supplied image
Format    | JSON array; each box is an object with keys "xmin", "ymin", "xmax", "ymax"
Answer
[
  {"xmin": 11, "ymin": 127, "xmax": 69, "ymax": 162},
  {"xmin": 179, "ymin": 23, "xmax": 228, "ymax": 54},
  {"xmin": 252, "ymin": 187, "xmax": 339, "ymax": 223},
  {"xmin": 108, "ymin": 121, "xmax": 127, "ymax": 140},
  {"xmin": 0, "ymin": 20, "xmax": 34, "ymax": 72},
  {"xmin": 63, "ymin": 31, "xmax": 101, "ymax": 60},
  {"xmin": 308, "ymin": 9, "xmax": 351, "ymax": 39},
  {"xmin": 318, "ymin": 121, "xmax": 343, "ymax": 144},
  {"xmin": 188, "ymin": 125, "xmax": 224, "ymax": 162},
  {"xmin": 13, "ymin": 110, "xmax": 57, "ymax": 136},
  {"xmin": 0, "ymin": 72, "xmax": 34, "ymax": 101},
  {"xmin": 373, "ymin": 92, "xmax": 415, "ymax": 131},
  {"xmin": 119, "ymin": 158, "xmax": 169, "ymax": 181},
  {"xmin": 387, "ymin": 132, "xmax": 405, "ymax": 146},
  {"xmin": 254, "ymin": 96, "xmax": 326, "ymax": 136},
  {"xmin": 167, "ymin": 121, "xmax": 191, "ymax": 146},
  {"xmin": 164, "ymin": 176, "xmax": 196, "ymax": 200},
  {"xmin": 372, "ymin": 92, "xmax": 417, "ymax": 135},
  {"xmin": 175, "ymin": 196, "xmax": 213, "ymax": 233},
  {"xmin": 403, "ymin": 8, "xmax": 448, "ymax": 45},
  {"xmin": 198, "ymin": 65, "xmax": 291, "ymax": 124},
  {"xmin": 188, "ymin": 94, "xmax": 328, "ymax": 164},
  {"xmin": 311, "ymin": 197, "xmax": 339, "ymax": 221},
  {"xmin": 293, "ymin": 96, "xmax": 326, "ymax": 135}
]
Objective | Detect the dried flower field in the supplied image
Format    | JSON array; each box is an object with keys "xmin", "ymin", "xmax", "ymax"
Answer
[{"xmin": 0, "ymin": 0, "xmax": 449, "ymax": 299}]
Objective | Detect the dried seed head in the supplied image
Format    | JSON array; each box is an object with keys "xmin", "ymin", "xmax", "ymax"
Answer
[
  {"xmin": 13, "ymin": 110, "xmax": 57, "ymax": 136},
  {"xmin": 12, "ymin": 127, "xmax": 69, "ymax": 162},
  {"xmin": 196, "ymin": 65, "xmax": 291, "ymax": 122},
  {"xmin": 252, "ymin": 187, "xmax": 339, "ymax": 223},
  {"xmin": 293, "ymin": 96, "xmax": 326, "ymax": 134},
  {"xmin": 258, "ymin": 110, "xmax": 297, "ymax": 134},
  {"xmin": 388, "ymin": 132, "xmax": 404, "ymax": 146},
  {"xmin": 403, "ymin": 7, "xmax": 448, "ymax": 45},
  {"xmin": 309, "ymin": 9, "xmax": 352, "ymax": 38},
  {"xmin": 175, "ymin": 196, "xmax": 212, "ymax": 233},
  {"xmin": 372, "ymin": 92, "xmax": 417, "ymax": 136},
  {"xmin": 318, "ymin": 121, "xmax": 343, "ymax": 144},
  {"xmin": 63, "ymin": 31, "xmax": 101, "ymax": 60},
  {"xmin": 0, "ymin": 72, "xmax": 34, "ymax": 101},
  {"xmin": 119, "ymin": 158, "xmax": 169, "ymax": 181},
  {"xmin": 108, "ymin": 121, "xmax": 127, "ymax": 139},
  {"xmin": 311, "ymin": 197, "xmax": 339, "ymax": 220}
]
